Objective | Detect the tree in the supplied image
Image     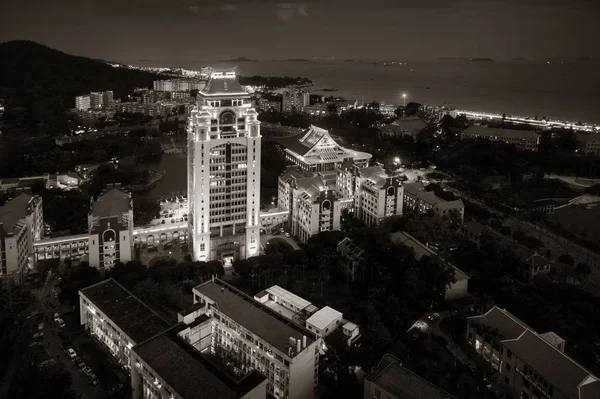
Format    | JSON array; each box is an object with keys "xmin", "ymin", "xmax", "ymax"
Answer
[
  {"xmin": 405, "ymin": 102, "xmax": 421, "ymax": 116},
  {"xmin": 557, "ymin": 253, "xmax": 574, "ymax": 266}
]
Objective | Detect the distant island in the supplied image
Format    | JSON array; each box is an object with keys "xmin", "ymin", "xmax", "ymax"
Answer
[
  {"xmin": 237, "ymin": 75, "xmax": 312, "ymax": 89},
  {"xmin": 512, "ymin": 57, "xmax": 528, "ymax": 61},
  {"xmin": 287, "ymin": 58, "xmax": 309, "ymax": 62},
  {"xmin": 437, "ymin": 57, "xmax": 469, "ymax": 61},
  {"xmin": 470, "ymin": 58, "xmax": 494, "ymax": 62},
  {"xmin": 218, "ymin": 57, "xmax": 256, "ymax": 62}
]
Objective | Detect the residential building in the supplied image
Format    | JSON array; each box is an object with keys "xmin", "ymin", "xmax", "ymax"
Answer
[
  {"xmin": 303, "ymin": 104, "xmax": 327, "ymax": 117},
  {"xmin": 337, "ymin": 162, "xmax": 404, "ymax": 226},
  {"xmin": 131, "ymin": 324, "xmax": 267, "ymax": 399},
  {"xmin": 187, "ymin": 70, "xmax": 262, "ymax": 264},
  {"xmin": 0, "ymin": 191, "xmax": 43, "ymax": 283},
  {"xmin": 336, "ymin": 237, "xmax": 364, "ymax": 282},
  {"xmin": 90, "ymin": 92, "xmax": 103, "ymax": 109},
  {"xmin": 253, "ymin": 285, "xmax": 318, "ymax": 324},
  {"xmin": 461, "ymin": 125, "xmax": 540, "ymax": 151},
  {"xmin": 75, "ymin": 94, "xmax": 91, "ymax": 111},
  {"xmin": 282, "ymin": 90, "xmax": 309, "ymax": 113},
  {"xmin": 402, "ymin": 182, "xmax": 464, "ymax": 221},
  {"xmin": 305, "ymin": 306, "xmax": 343, "ymax": 338},
  {"xmin": 466, "ymin": 306, "xmax": 600, "ymax": 399},
  {"xmin": 154, "ymin": 79, "xmax": 206, "ymax": 92},
  {"xmin": 257, "ymin": 98, "xmax": 282, "ymax": 112},
  {"xmin": 390, "ymin": 231, "xmax": 469, "ymax": 301},
  {"xmin": 459, "ymin": 221, "xmax": 552, "ymax": 281},
  {"xmin": 575, "ymin": 133, "xmax": 600, "ymax": 155},
  {"xmin": 380, "ymin": 116, "xmax": 427, "ymax": 139},
  {"xmin": 79, "ymin": 279, "xmax": 171, "ymax": 370},
  {"xmin": 278, "ymin": 171, "xmax": 349, "ymax": 242},
  {"xmin": 87, "ymin": 183, "xmax": 134, "ymax": 270},
  {"xmin": 192, "ymin": 278, "xmax": 320, "ymax": 399},
  {"xmin": 379, "ymin": 103, "xmax": 397, "ymax": 116},
  {"xmin": 276, "ymin": 125, "xmax": 371, "ymax": 173},
  {"xmin": 102, "ymin": 90, "xmax": 114, "ymax": 108},
  {"xmin": 116, "ymin": 102, "xmax": 173, "ymax": 117},
  {"xmin": 364, "ymin": 354, "xmax": 457, "ymax": 399}
]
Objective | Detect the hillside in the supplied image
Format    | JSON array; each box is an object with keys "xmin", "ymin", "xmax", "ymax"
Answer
[{"xmin": 0, "ymin": 40, "xmax": 164, "ymax": 134}]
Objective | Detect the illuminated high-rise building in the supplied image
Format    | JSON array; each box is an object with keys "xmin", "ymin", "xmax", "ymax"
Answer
[{"xmin": 187, "ymin": 70, "xmax": 261, "ymax": 265}]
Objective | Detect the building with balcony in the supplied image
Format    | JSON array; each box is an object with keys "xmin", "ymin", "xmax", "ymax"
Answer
[
  {"xmin": 131, "ymin": 323, "xmax": 267, "ymax": 399},
  {"xmin": 88, "ymin": 184, "xmax": 134, "ymax": 270},
  {"xmin": 276, "ymin": 125, "xmax": 371, "ymax": 173},
  {"xmin": 0, "ymin": 191, "xmax": 43, "ymax": 284},
  {"xmin": 466, "ymin": 306, "xmax": 600, "ymax": 399},
  {"xmin": 79, "ymin": 279, "xmax": 171, "ymax": 370},
  {"xmin": 402, "ymin": 182, "xmax": 464, "ymax": 221},
  {"xmin": 192, "ymin": 278, "xmax": 320, "ymax": 399},
  {"xmin": 154, "ymin": 79, "xmax": 206, "ymax": 92},
  {"xmin": 364, "ymin": 354, "xmax": 457, "ymax": 399},
  {"xmin": 76, "ymin": 91, "xmax": 114, "ymax": 111},
  {"xmin": 186, "ymin": 70, "xmax": 262, "ymax": 264},
  {"xmin": 337, "ymin": 162, "xmax": 404, "ymax": 226},
  {"xmin": 282, "ymin": 90, "xmax": 309, "ymax": 113},
  {"xmin": 460, "ymin": 125, "xmax": 540, "ymax": 151},
  {"xmin": 336, "ymin": 237, "xmax": 364, "ymax": 282}
]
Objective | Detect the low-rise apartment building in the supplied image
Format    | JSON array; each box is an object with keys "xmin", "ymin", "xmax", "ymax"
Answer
[
  {"xmin": 466, "ymin": 306, "xmax": 600, "ymax": 399},
  {"xmin": 88, "ymin": 184, "xmax": 134, "ymax": 269},
  {"xmin": 282, "ymin": 90, "xmax": 309, "ymax": 113},
  {"xmin": 79, "ymin": 279, "xmax": 171, "ymax": 370},
  {"xmin": 192, "ymin": 279, "xmax": 320, "ymax": 399},
  {"xmin": 461, "ymin": 125, "xmax": 540, "ymax": 151},
  {"xmin": 402, "ymin": 182, "xmax": 464, "ymax": 221},
  {"xmin": 337, "ymin": 162, "xmax": 404, "ymax": 226},
  {"xmin": 0, "ymin": 191, "xmax": 43, "ymax": 284},
  {"xmin": 575, "ymin": 133, "xmax": 600, "ymax": 155},
  {"xmin": 364, "ymin": 354, "xmax": 457, "ymax": 399}
]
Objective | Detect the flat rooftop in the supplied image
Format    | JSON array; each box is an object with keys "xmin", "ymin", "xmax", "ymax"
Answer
[
  {"xmin": 133, "ymin": 324, "xmax": 265, "ymax": 399},
  {"xmin": 367, "ymin": 354, "xmax": 457, "ymax": 399},
  {"xmin": 0, "ymin": 192, "xmax": 34, "ymax": 236},
  {"xmin": 194, "ymin": 280, "xmax": 315, "ymax": 355},
  {"xmin": 80, "ymin": 279, "xmax": 170, "ymax": 344}
]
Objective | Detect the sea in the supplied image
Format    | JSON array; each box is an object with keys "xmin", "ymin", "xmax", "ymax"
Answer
[
  {"xmin": 134, "ymin": 59, "xmax": 600, "ymax": 199},
  {"xmin": 136, "ymin": 59, "xmax": 600, "ymax": 125}
]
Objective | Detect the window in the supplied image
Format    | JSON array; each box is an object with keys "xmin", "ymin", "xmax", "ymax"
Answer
[{"xmin": 505, "ymin": 363, "xmax": 511, "ymax": 371}]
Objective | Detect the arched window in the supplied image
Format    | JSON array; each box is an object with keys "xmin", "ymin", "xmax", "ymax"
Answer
[
  {"xmin": 103, "ymin": 229, "xmax": 116, "ymax": 242},
  {"xmin": 387, "ymin": 187, "xmax": 395, "ymax": 196},
  {"xmin": 220, "ymin": 110, "xmax": 235, "ymax": 125},
  {"xmin": 322, "ymin": 200, "xmax": 331, "ymax": 211}
]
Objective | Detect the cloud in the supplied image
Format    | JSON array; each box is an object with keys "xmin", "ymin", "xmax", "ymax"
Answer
[
  {"xmin": 276, "ymin": 3, "xmax": 308, "ymax": 22},
  {"xmin": 188, "ymin": 5, "xmax": 200, "ymax": 13},
  {"xmin": 222, "ymin": 4, "xmax": 237, "ymax": 11}
]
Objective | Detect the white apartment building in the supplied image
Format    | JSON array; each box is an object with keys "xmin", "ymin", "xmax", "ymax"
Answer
[
  {"xmin": 402, "ymin": 182, "xmax": 465, "ymax": 221},
  {"xmin": 187, "ymin": 70, "xmax": 262, "ymax": 264},
  {"xmin": 466, "ymin": 307, "xmax": 600, "ymax": 399},
  {"xmin": 192, "ymin": 278, "xmax": 320, "ymax": 399},
  {"xmin": 0, "ymin": 191, "xmax": 43, "ymax": 284},
  {"xmin": 87, "ymin": 184, "xmax": 134, "ymax": 270},
  {"xmin": 75, "ymin": 94, "xmax": 91, "ymax": 111},
  {"xmin": 337, "ymin": 162, "xmax": 404, "ymax": 226},
  {"xmin": 461, "ymin": 125, "xmax": 540, "ymax": 151},
  {"xmin": 131, "ymin": 322, "xmax": 268, "ymax": 399},
  {"xmin": 282, "ymin": 90, "xmax": 309, "ymax": 113},
  {"xmin": 79, "ymin": 279, "xmax": 171, "ymax": 370},
  {"xmin": 154, "ymin": 79, "xmax": 206, "ymax": 92}
]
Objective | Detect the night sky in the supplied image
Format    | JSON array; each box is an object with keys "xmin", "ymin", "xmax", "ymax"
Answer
[{"xmin": 1, "ymin": 0, "xmax": 598, "ymax": 62}]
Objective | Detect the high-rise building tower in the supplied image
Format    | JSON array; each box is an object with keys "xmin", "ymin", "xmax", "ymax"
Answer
[{"xmin": 187, "ymin": 70, "xmax": 261, "ymax": 265}]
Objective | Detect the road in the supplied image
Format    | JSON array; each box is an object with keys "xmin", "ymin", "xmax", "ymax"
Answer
[{"xmin": 260, "ymin": 233, "xmax": 300, "ymax": 252}]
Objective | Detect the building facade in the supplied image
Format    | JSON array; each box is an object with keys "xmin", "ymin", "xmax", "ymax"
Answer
[
  {"xmin": 87, "ymin": 184, "xmax": 134, "ymax": 270},
  {"xmin": 461, "ymin": 125, "xmax": 540, "ymax": 151},
  {"xmin": 402, "ymin": 182, "xmax": 465, "ymax": 221},
  {"xmin": 154, "ymin": 79, "xmax": 206, "ymax": 92},
  {"xmin": 187, "ymin": 70, "xmax": 262, "ymax": 264},
  {"xmin": 193, "ymin": 279, "xmax": 320, "ymax": 399},
  {"xmin": 337, "ymin": 163, "xmax": 404, "ymax": 226},
  {"xmin": 466, "ymin": 307, "xmax": 600, "ymax": 399},
  {"xmin": 282, "ymin": 90, "xmax": 309, "ymax": 113},
  {"xmin": 76, "ymin": 95, "xmax": 91, "ymax": 112},
  {"xmin": 575, "ymin": 133, "xmax": 600, "ymax": 155},
  {"xmin": 0, "ymin": 192, "xmax": 43, "ymax": 283}
]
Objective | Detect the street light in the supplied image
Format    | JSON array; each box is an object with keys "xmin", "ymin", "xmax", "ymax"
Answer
[{"xmin": 402, "ymin": 93, "xmax": 407, "ymax": 107}]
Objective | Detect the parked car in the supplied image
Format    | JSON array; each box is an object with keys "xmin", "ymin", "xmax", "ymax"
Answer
[
  {"xmin": 89, "ymin": 375, "xmax": 99, "ymax": 386},
  {"xmin": 56, "ymin": 318, "xmax": 66, "ymax": 328},
  {"xmin": 82, "ymin": 366, "xmax": 93, "ymax": 376},
  {"xmin": 285, "ymin": 232, "xmax": 290, "ymax": 237},
  {"xmin": 108, "ymin": 384, "xmax": 124, "ymax": 395},
  {"xmin": 33, "ymin": 332, "xmax": 44, "ymax": 340},
  {"xmin": 67, "ymin": 348, "xmax": 77, "ymax": 359},
  {"xmin": 74, "ymin": 357, "xmax": 85, "ymax": 368},
  {"xmin": 431, "ymin": 312, "xmax": 440, "ymax": 320},
  {"xmin": 53, "ymin": 313, "xmax": 60, "ymax": 321}
]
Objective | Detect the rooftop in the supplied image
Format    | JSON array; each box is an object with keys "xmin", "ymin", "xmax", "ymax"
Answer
[
  {"xmin": 466, "ymin": 306, "xmax": 529, "ymax": 340},
  {"xmin": 503, "ymin": 329, "xmax": 598, "ymax": 398},
  {"xmin": 200, "ymin": 71, "xmax": 248, "ymax": 97},
  {"xmin": 91, "ymin": 186, "xmax": 130, "ymax": 219},
  {"xmin": 358, "ymin": 165, "xmax": 388, "ymax": 187},
  {"xmin": 294, "ymin": 175, "xmax": 327, "ymax": 198},
  {"xmin": 462, "ymin": 125, "xmax": 540, "ymax": 140},
  {"xmin": 306, "ymin": 306, "xmax": 343, "ymax": 331},
  {"xmin": 194, "ymin": 280, "xmax": 316, "ymax": 355},
  {"xmin": 391, "ymin": 231, "xmax": 437, "ymax": 261},
  {"xmin": 337, "ymin": 237, "xmax": 364, "ymax": 260},
  {"xmin": 366, "ymin": 354, "xmax": 457, "ymax": 399},
  {"xmin": 80, "ymin": 279, "xmax": 170, "ymax": 344},
  {"xmin": 133, "ymin": 324, "xmax": 266, "ymax": 399},
  {"xmin": 0, "ymin": 192, "xmax": 34, "ymax": 236},
  {"xmin": 265, "ymin": 285, "xmax": 313, "ymax": 311},
  {"xmin": 403, "ymin": 182, "xmax": 464, "ymax": 209}
]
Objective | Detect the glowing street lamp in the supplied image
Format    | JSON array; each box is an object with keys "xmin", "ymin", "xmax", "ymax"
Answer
[
  {"xmin": 402, "ymin": 93, "xmax": 407, "ymax": 107},
  {"xmin": 393, "ymin": 157, "xmax": 401, "ymax": 165}
]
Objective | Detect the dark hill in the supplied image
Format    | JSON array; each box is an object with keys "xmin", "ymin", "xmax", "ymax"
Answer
[{"xmin": 0, "ymin": 40, "xmax": 162, "ymax": 108}]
